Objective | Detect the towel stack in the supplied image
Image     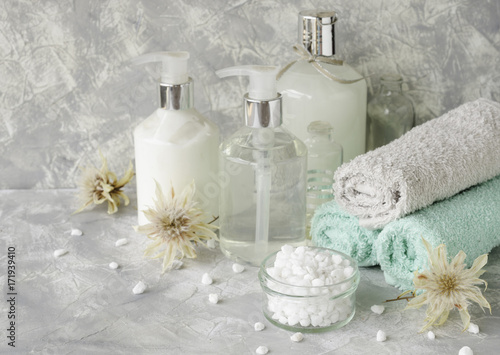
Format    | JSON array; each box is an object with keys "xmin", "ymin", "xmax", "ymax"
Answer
[{"xmin": 311, "ymin": 98, "xmax": 500, "ymax": 290}]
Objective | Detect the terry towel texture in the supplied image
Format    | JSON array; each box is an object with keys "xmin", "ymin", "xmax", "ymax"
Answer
[
  {"xmin": 311, "ymin": 200, "xmax": 380, "ymax": 267},
  {"xmin": 375, "ymin": 175, "xmax": 500, "ymax": 291},
  {"xmin": 334, "ymin": 98, "xmax": 500, "ymax": 229}
]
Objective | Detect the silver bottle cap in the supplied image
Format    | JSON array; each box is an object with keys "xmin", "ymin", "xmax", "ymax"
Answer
[
  {"xmin": 159, "ymin": 78, "xmax": 194, "ymax": 110},
  {"xmin": 244, "ymin": 94, "xmax": 282, "ymax": 128},
  {"xmin": 299, "ymin": 10, "xmax": 337, "ymax": 57}
]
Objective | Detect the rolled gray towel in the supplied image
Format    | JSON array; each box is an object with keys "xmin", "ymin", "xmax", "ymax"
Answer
[{"xmin": 334, "ymin": 98, "xmax": 500, "ymax": 230}]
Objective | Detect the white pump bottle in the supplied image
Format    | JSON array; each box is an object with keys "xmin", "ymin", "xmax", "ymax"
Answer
[
  {"xmin": 217, "ymin": 65, "xmax": 307, "ymax": 266},
  {"xmin": 133, "ymin": 51, "xmax": 220, "ymax": 225}
]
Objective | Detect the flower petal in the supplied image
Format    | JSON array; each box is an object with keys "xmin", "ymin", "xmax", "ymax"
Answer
[
  {"xmin": 459, "ymin": 308, "xmax": 471, "ymax": 332},
  {"xmin": 468, "ymin": 254, "xmax": 488, "ymax": 277}
]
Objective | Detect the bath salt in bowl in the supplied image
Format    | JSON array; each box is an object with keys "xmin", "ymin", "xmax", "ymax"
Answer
[{"xmin": 258, "ymin": 245, "xmax": 360, "ymax": 333}]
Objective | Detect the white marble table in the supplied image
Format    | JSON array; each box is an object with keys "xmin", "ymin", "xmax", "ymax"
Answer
[{"xmin": 1, "ymin": 189, "xmax": 499, "ymax": 354}]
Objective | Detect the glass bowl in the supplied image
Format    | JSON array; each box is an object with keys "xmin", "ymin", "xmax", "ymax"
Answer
[{"xmin": 258, "ymin": 246, "xmax": 360, "ymax": 333}]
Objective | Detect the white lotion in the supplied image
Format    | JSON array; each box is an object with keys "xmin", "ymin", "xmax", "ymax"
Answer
[{"xmin": 132, "ymin": 52, "xmax": 219, "ymax": 225}]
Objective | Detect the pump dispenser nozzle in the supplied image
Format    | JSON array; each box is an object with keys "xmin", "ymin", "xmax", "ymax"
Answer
[
  {"xmin": 216, "ymin": 65, "xmax": 279, "ymax": 100},
  {"xmin": 131, "ymin": 51, "xmax": 192, "ymax": 110},
  {"xmin": 216, "ymin": 65, "xmax": 282, "ymax": 128},
  {"xmin": 131, "ymin": 51, "xmax": 189, "ymax": 84}
]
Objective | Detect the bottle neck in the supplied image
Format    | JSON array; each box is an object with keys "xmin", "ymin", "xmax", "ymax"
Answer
[
  {"xmin": 159, "ymin": 78, "xmax": 193, "ymax": 110},
  {"xmin": 311, "ymin": 133, "xmax": 332, "ymax": 142},
  {"xmin": 379, "ymin": 75, "xmax": 404, "ymax": 95}
]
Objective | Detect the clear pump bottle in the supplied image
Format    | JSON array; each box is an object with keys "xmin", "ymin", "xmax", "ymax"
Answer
[
  {"xmin": 217, "ymin": 65, "xmax": 307, "ymax": 266},
  {"xmin": 132, "ymin": 52, "xmax": 220, "ymax": 225},
  {"xmin": 278, "ymin": 10, "xmax": 367, "ymax": 162},
  {"xmin": 304, "ymin": 121, "xmax": 342, "ymax": 234}
]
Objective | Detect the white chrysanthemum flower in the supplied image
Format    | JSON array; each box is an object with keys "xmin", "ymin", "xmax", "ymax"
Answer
[
  {"xmin": 75, "ymin": 153, "xmax": 134, "ymax": 214},
  {"xmin": 136, "ymin": 181, "xmax": 218, "ymax": 273},
  {"xmin": 406, "ymin": 238, "xmax": 491, "ymax": 332}
]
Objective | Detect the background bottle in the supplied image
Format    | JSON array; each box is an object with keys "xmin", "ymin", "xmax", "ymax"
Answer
[
  {"xmin": 304, "ymin": 121, "xmax": 342, "ymax": 235},
  {"xmin": 217, "ymin": 65, "xmax": 307, "ymax": 266},
  {"xmin": 278, "ymin": 10, "xmax": 367, "ymax": 163},
  {"xmin": 133, "ymin": 52, "xmax": 220, "ymax": 225},
  {"xmin": 367, "ymin": 74, "xmax": 414, "ymax": 151}
]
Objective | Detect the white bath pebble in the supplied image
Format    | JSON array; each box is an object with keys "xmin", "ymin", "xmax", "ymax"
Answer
[
  {"xmin": 467, "ymin": 322, "xmax": 479, "ymax": 334},
  {"xmin": 232, "ymin": 263, "xmax": 245, "ymax": 273},
  {"xmin": 53, "ymin": 249, "xmax": 68, "ymax": 257},
  {"xmin": 170, "ymin": 260, "xmax": 183, "ymax": 270},
  {"xmin": 427, "ymin": 330, "xmax": 435, "ymax": 340},
  {"xmin": 332, "ymin": 254, "xmax": 343, "ymax": 265},
  {"xmin": 115, "ymin": 238, "xmax": 128, "ymax": 247},
  {"xmin": 208, "ymin": 293, "xmax": 219, "ymax": 304},
  {"xmin": 458, "ymin": 346, "xmax": 473, "ymax": 355},
  {"xmin": 255, "ymin": 346, "xmax": 269, "ymax": 354},
  {"xmin": 70, "ymin": 228, "xmax": 83, "ymax": 236},
  {"xmin": 254, "ymin": 322, "xmax": 266, "ymax": 331},
  {"xmin": 132, "ymin": 281, "xmax": 147, "ymax": 295},
  {"xmin": 109, "ymin": 262, "xmax": 119, "ymax": 269},
  {"xmin": 371, "ymin": 305, "xmax": 385, "ymax": 315},
  {"xmin": 201, "ymin": 273, "xmax": 213, "ymax": 285},
  {"xmin": 376, "ymin": 330, "xmax": 387, "ymax": 342},
  {"xmin": 207, "ymin": 239, "xmax": 216, "ymax": 249},
  {"xmin": 290, "ymin": 332, "xmax": 304, "ymax": 342}
]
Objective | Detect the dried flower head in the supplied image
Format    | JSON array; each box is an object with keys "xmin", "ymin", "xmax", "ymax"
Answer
[
  {"xmin": 136, "ymin": 181, "xmax": 218, "ymax": 273},
  {"xmin": 75, "ymin": 153, "xmax": 134, "ymax": 214},
  {"xmin": 405, "ymin": 238, "xmax": 491, "ymax": 332}
]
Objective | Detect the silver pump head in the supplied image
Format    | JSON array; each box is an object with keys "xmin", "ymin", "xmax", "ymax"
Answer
[
  {"xmin": 244, "ymin": 94, "xmax": 282, "ymax": 128},
  {"xmin": 131, "ymin": 51, "xmax": 193, "ymax": 111},
  {"xmin": 299, "ymin": 10, "xmax": 337, "ymax": 57},
  {"xmin": 159, "ymin": 79, "xmax": 193, "ymax": 110},
  {"xmin": 216, "ymin": 65, "xmax": 282, "ymax": 128}
]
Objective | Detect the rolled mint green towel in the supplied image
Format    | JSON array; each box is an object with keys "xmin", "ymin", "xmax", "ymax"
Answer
[
  {"xmin": 375, "ymin": 175, "xmax": 500, "ymax": 291},
  {"xmin": 311, "ymin": 200, "xmax": 380, "ymax": 266}
]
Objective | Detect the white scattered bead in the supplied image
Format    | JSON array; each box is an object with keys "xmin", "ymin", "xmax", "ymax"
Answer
[
  {"xmin": 208, "ymin": 293, "xmax": 219, "ymax": 304},
  {"xmin": 254, "ymin": 322, "xmax": 266, "ymax": 331},
  {"xmin": 109, "ymin": 262, "xmax": 119, "ymax": 269},
  {"xmin": 207, "ymin": 239, "xmax": 216, "ymax": 249},
  {"xmin": 459, "ymin": 346, "xmax": 473, "ymax": 355},
  {"xmin": 115, "ymin": 238, "xmax": 128, "ymax": 247},
  {"xmin": 290, "ymin": 332, "xmax": 304, "ymax": 342},
  {"xmin": 427, "ymin": 331, "xmax": 435, "ymax": 340},
  {"xmin": 201, "ymin": 273, "xmax": 213, "ymax": 285},
  {"xmin": 255, "ymin": 346, "xmax": 269, "ymax": 354},
  {"xmin": 376, "ymin": 330, "xmax": 387, "ymax": 342},
  {"xmin": 132, "ymin": 281, "xmax": 147, "ymax": 295},
  {"xmin": 371, "ymin": 305, "xmax": 385, "ymax": 315},
  {"xmin": 170, "ymin": 260, "xmax": 183, "ymax": 270},
  {"xmin": 53, "ymin": 249, "xmax": 68, "ymax": 257},
  {"xmin": 70, "ymin": 228, "xmax": 83, "ymax": 236},
  {"xmin": 467, "ymin": 323, "xmax": 479, "ymax": 334},
  {"xmin": 232, "ymin": 263, "xmax": 245, "ymax": 273}
]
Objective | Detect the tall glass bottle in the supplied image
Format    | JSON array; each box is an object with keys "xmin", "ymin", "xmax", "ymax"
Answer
[
  {"xmin": 217, "ymin": 65, "xmax": 307, "ymax": 266},
  {"xmin": 278, "ymin": 10, "xmax": 367, "ymax": 163},
  {"xmin": 304, "ymin": 121, "xmax": 342, "ymax": 235},
  {"xmin": 367, "ymin": 74, "xmax": 414, "ymax": 151}
]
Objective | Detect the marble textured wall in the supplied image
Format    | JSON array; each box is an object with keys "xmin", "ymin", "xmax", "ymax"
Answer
[{"xmin": 1, "ymin": 0, "xmax": 499, "ymax": 189}]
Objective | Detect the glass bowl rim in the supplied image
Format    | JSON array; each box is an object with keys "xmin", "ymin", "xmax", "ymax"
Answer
[{"xmin": 259, "ymin": 245, "xmax": 360, "ymax": 291}]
